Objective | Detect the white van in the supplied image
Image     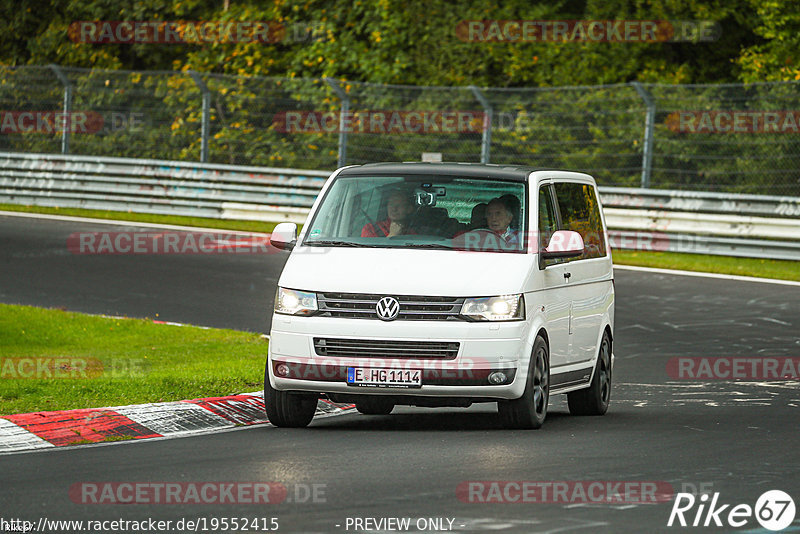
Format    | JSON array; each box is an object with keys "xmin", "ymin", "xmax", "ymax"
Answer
[{"xmin": 266, "ymin": 163, "xmax": 614, "ymax": 429}]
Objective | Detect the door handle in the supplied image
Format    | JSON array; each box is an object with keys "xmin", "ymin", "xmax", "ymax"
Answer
[{"xmin": 564, "ymin": 272, "xmax": 572, "ymax": 281}]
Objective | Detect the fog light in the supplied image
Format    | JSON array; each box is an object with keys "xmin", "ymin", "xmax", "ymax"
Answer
[
  {"xmin": 276, "ymin": 363, "xmax": 290, "ymax": 377},
  {"xmin": 488, "ymin": 371, "xmax": 507, "ymax": 384}
]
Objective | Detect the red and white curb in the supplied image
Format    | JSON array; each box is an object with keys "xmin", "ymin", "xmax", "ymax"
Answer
[{"xmin": 0, "ymin": 393, "xmax": 354, "ymax": 454}]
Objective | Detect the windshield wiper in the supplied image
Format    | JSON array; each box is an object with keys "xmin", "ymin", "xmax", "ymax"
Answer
[
  {"xmin": 304, "ymin": 240, "xmax": 361, "ymax": 247},
  {"xmin": 305, "ymin": 240, "xmax": 453, "ymax": 249},
  {"xmin": 305, "ymin": 240, "xmax": 385, "ymax": 248},
  {"xmin": 401, "ymin": 243, "xmax": 454, "ymax": 250}
]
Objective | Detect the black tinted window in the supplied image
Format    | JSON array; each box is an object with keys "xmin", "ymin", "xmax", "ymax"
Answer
[
  {"xmin": 538, "ymin": 186, "xmax": 557, "ymax": 250},
  {"xmin": 554, "ymin": 182, "xmax": 606, "ymax": 260}
]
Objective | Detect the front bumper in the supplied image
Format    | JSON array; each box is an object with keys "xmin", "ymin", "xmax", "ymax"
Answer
[{"xmin": 268, "ymin": 315, "xmax": 532, "ymax": 400}]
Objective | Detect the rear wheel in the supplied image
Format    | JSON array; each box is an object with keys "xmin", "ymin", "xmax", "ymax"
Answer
[
  {"xmin": 498, "ymin": 335, "xmax": 549, "ymax": 429},
  {"xmin": 355, "ymin": 398, "xmax": 395, "ymax": 415},
  {"xmin": 568, "ymin": 331, "xmax": 612, "ymax": 415},
  {"xmin": 264, "ymin": 366, "xmax": 317, "ymax": 427}
]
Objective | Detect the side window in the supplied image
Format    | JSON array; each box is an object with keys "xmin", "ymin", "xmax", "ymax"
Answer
[
  {"xmin": 554, "ymin": 182, "xmax": 606, "ymax": 260},
  {"xmin": 538, "ymin": 185, "xmax": 557, "ymax": 250}
]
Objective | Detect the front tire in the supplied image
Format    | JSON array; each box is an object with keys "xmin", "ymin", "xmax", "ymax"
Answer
[
  {"xmin": 568, "ymin": 331, "xmax": 612, "ymax": 416},
  {"xmin": 264, "ymin": 366, "xmax": 317, "ymax": 427},
  {"xmin": 498, "ymin": 335, "xmax": 549, "ymax": 429},
  {"xmin": 355, "ymin": 398, "xmax": 395, "ymax": 415}
]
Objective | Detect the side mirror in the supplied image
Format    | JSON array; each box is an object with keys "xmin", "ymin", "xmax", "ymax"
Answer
[
  {"xmin": 270, "ymin": 222, "xmax": 298, "ymax": 251},
  {"xmin": 540, "ymin": 230, "xmax": 584, "ymax": 264}
]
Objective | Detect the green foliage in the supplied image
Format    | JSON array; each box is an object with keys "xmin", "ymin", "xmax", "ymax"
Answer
[
  {"xmin": 613, "ymin": 250, "xmax": 800, "ymax": 282},
  {"xmin": 2, "ymin": 1, "xmax": 800, "ymax": 193},
  {"xmin": 0, "ymin": 0, "xmax": 778, "ymax": 86},
  {"xmin": 737, "ymin": 0, "xmax": 800, "ymax": 82}
]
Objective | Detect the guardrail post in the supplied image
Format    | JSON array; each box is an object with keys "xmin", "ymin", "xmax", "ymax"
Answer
[
  {"xmin": 188, "ymin": 71, "xmax": 211, "ymax": 163},
  {"xmin": 48, "ymin": 64, "xmax": 72, "ymax": 155},
  {"xmin": 325, "ymin": 77, "xmax": 349, "ymax": 167},
  {"xmin": 469, "ymin": 86, "xmax": 492, "ymax": 164},
  {"xmin": 630, "ymin": 82, "xmax": 655, "ymax": 188}
]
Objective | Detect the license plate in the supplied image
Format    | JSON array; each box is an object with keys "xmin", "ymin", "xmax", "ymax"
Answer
[{"xmin": 347, "ymin": 367, "xmax": 422, "ymax": 388}]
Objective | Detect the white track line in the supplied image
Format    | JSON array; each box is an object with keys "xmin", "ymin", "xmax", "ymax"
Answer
[
  {"xmin": 0, "ymin": 210, "xmax": 270, "ymax": 236},
  {"xmin": 614, "ymin": 264, "xmax": 800, "ymax": 287}
]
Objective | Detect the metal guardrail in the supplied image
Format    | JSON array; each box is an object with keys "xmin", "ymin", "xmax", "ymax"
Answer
[
  {"xmin": 600, "ymin": 187, "xmax": 800, "ymax": 218},
  {"xmin": 600, "ymin": 186, "xmax": 800, "ymax": 260},
  {"xmin": 1, "ymin": 152, "xmax": 798, "ymax": 260},
  {"xmin": 0, "ymin": 151, "xmax": 326, "ymax": 223}
]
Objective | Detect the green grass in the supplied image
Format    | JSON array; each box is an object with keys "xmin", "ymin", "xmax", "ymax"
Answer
[
  {"xmin": 0, "ymin": 304, "xmax": 267, "ymax": 415},
  {"xmin": 612, "ymin": 250, "xmax": 800, "ymax": 282},
  {"xmin": 0, "ymin": 203, "xmax": 281, "ymax": 234},
  {"xmin": 103, "ymin": 435, "xmax": 136, "ymax": 442}
]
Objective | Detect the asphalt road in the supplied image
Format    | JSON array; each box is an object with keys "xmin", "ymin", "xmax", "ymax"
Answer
[
  {"xmin": 0, "ymin": 214, "xmax": 279, "ymax": 331},
  {"xmin": 1, "ymin": 214, "xmax": 799, "ymax": 533}
]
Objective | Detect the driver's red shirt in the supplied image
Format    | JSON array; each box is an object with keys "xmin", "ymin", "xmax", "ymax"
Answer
[
  {"xmin": 361, "ymin": 219, "xmax": 417, "ymax": 237},
  {"xmin": 361, "ymin": 218, "xmax": 392, "ymax": 237}
]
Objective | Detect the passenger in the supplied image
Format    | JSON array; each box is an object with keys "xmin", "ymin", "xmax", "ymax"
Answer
[
  {"xmin": 485, "ymin": 196, "xmax": 520, "ymax": 245},
  {"xmin": 361, "ymin": 190, "xmax": 415, "ymax": 237},
  {"xmin": 498, "ymin": 194, "xmax": 521, "ymax": 227}
]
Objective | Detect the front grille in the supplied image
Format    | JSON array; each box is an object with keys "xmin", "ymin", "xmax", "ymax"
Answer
[
  {"xmin": 316, "ymin": 292, "xmax": 465, "ymax": 321},
  {"xmin": 313, "ymin": 337, "xmax": 460, "ymax": 360}
]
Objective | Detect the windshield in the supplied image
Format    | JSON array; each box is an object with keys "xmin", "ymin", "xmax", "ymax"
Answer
[{"xmin": 303, "ymin": 174, "xmax": 527, "ymax": 253}]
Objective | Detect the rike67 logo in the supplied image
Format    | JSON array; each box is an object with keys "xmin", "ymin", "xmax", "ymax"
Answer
[{"xmin": 668, "ymin": 490, "xmax": 796, "ymax": 531}]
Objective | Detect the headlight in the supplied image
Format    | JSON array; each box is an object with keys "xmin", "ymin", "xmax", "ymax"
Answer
[
  {"xmin": 461, "ymin": 294, "xmax": 524, "ymax": 321},
  {"xmin": 275, "ymin": 287, "xmax": 318, "ymax": 316}
]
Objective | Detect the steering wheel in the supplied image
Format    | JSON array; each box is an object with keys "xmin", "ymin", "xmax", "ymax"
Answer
[{"xmin": 468, "ymin": 227, "xmax": 502, "ymax": 235}]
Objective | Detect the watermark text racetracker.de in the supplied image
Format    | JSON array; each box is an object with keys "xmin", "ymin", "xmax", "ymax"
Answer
[
  {"xmin": 0, "ymin": 111, "xmax": 145, "ymax": 135},
  {"xmin": 666, "ymin": 357, "xmax": 800, "ymax": 380},
  {"xmin": 69, "ymin": 21, "xmax": 283, "ymax": 44},
  {"xmin": 272, "ymin": 110, "xmax": 485, "ymax": 134},
  {"xmin": 457, "ymin": 480, "xmax": 674, "ymax": 504},
  {"xmin": 667, "ymin": 110, "xmax": 800, "ymax": 134},
  {"xmin": 273, "ymin": 109, "xmax": 800, "ymax": 138},
  {"xmin": 1, "ymin": 357, "xmax": 101, "ymax": 379},
  {"xmin": 0, "ymin": 357, "xmax": 145, "ymax": 379},
  {"xmin": 69, "ymin": 20, "xmax": 333, "ymax": 45},
  {"xmin": 67, "ymin": 229, "xmax": 729, "ymax": 256},
  {"xmin": 69, "ymin": 481, "xmax": 326, "ymax": 504},
  {"xmin": 456, "ymin": 20, "xmax": 721, "ymax": 43},
  {"xmin": 67, "ymin": 231, "xmax": 315, "ymax": 255},
  {"xmin": 272, "ymin": 356, "xmax": 496, "ymax": 383}
]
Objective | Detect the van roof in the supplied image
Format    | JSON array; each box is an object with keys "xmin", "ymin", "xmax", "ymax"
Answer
[{"xmin": 337, "ymin": 162, "xmax": 553, "ymax": 182}]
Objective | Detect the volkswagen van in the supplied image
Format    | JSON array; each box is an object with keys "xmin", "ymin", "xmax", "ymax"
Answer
[{"xmin": 266, "ymin": 163, "xmax": 614, "ymax": 429}]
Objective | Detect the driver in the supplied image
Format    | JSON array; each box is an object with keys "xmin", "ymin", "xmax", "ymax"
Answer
[
  {"xmin": 361, "ymin": 190, "xmax": 415, "ymax": 237},
  {"xmin": 485, "ymin": 196, "xmax": 520, "ymax": 245}
]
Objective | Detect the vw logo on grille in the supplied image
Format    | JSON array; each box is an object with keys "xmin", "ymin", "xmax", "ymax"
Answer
[{"xmin": 376, "ymin": 296, "xmax": 400, "ymax": 321}]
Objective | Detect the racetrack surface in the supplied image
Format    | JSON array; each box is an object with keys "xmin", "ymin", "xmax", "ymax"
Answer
[{"xmin": 1, "ymin": 214, "xmax": 799, "ymax": 533}]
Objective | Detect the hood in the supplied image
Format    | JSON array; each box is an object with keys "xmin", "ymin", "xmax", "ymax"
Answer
[{"xmin": 278, "ymin": 246, "xmax": 534, "ymax": 296}]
